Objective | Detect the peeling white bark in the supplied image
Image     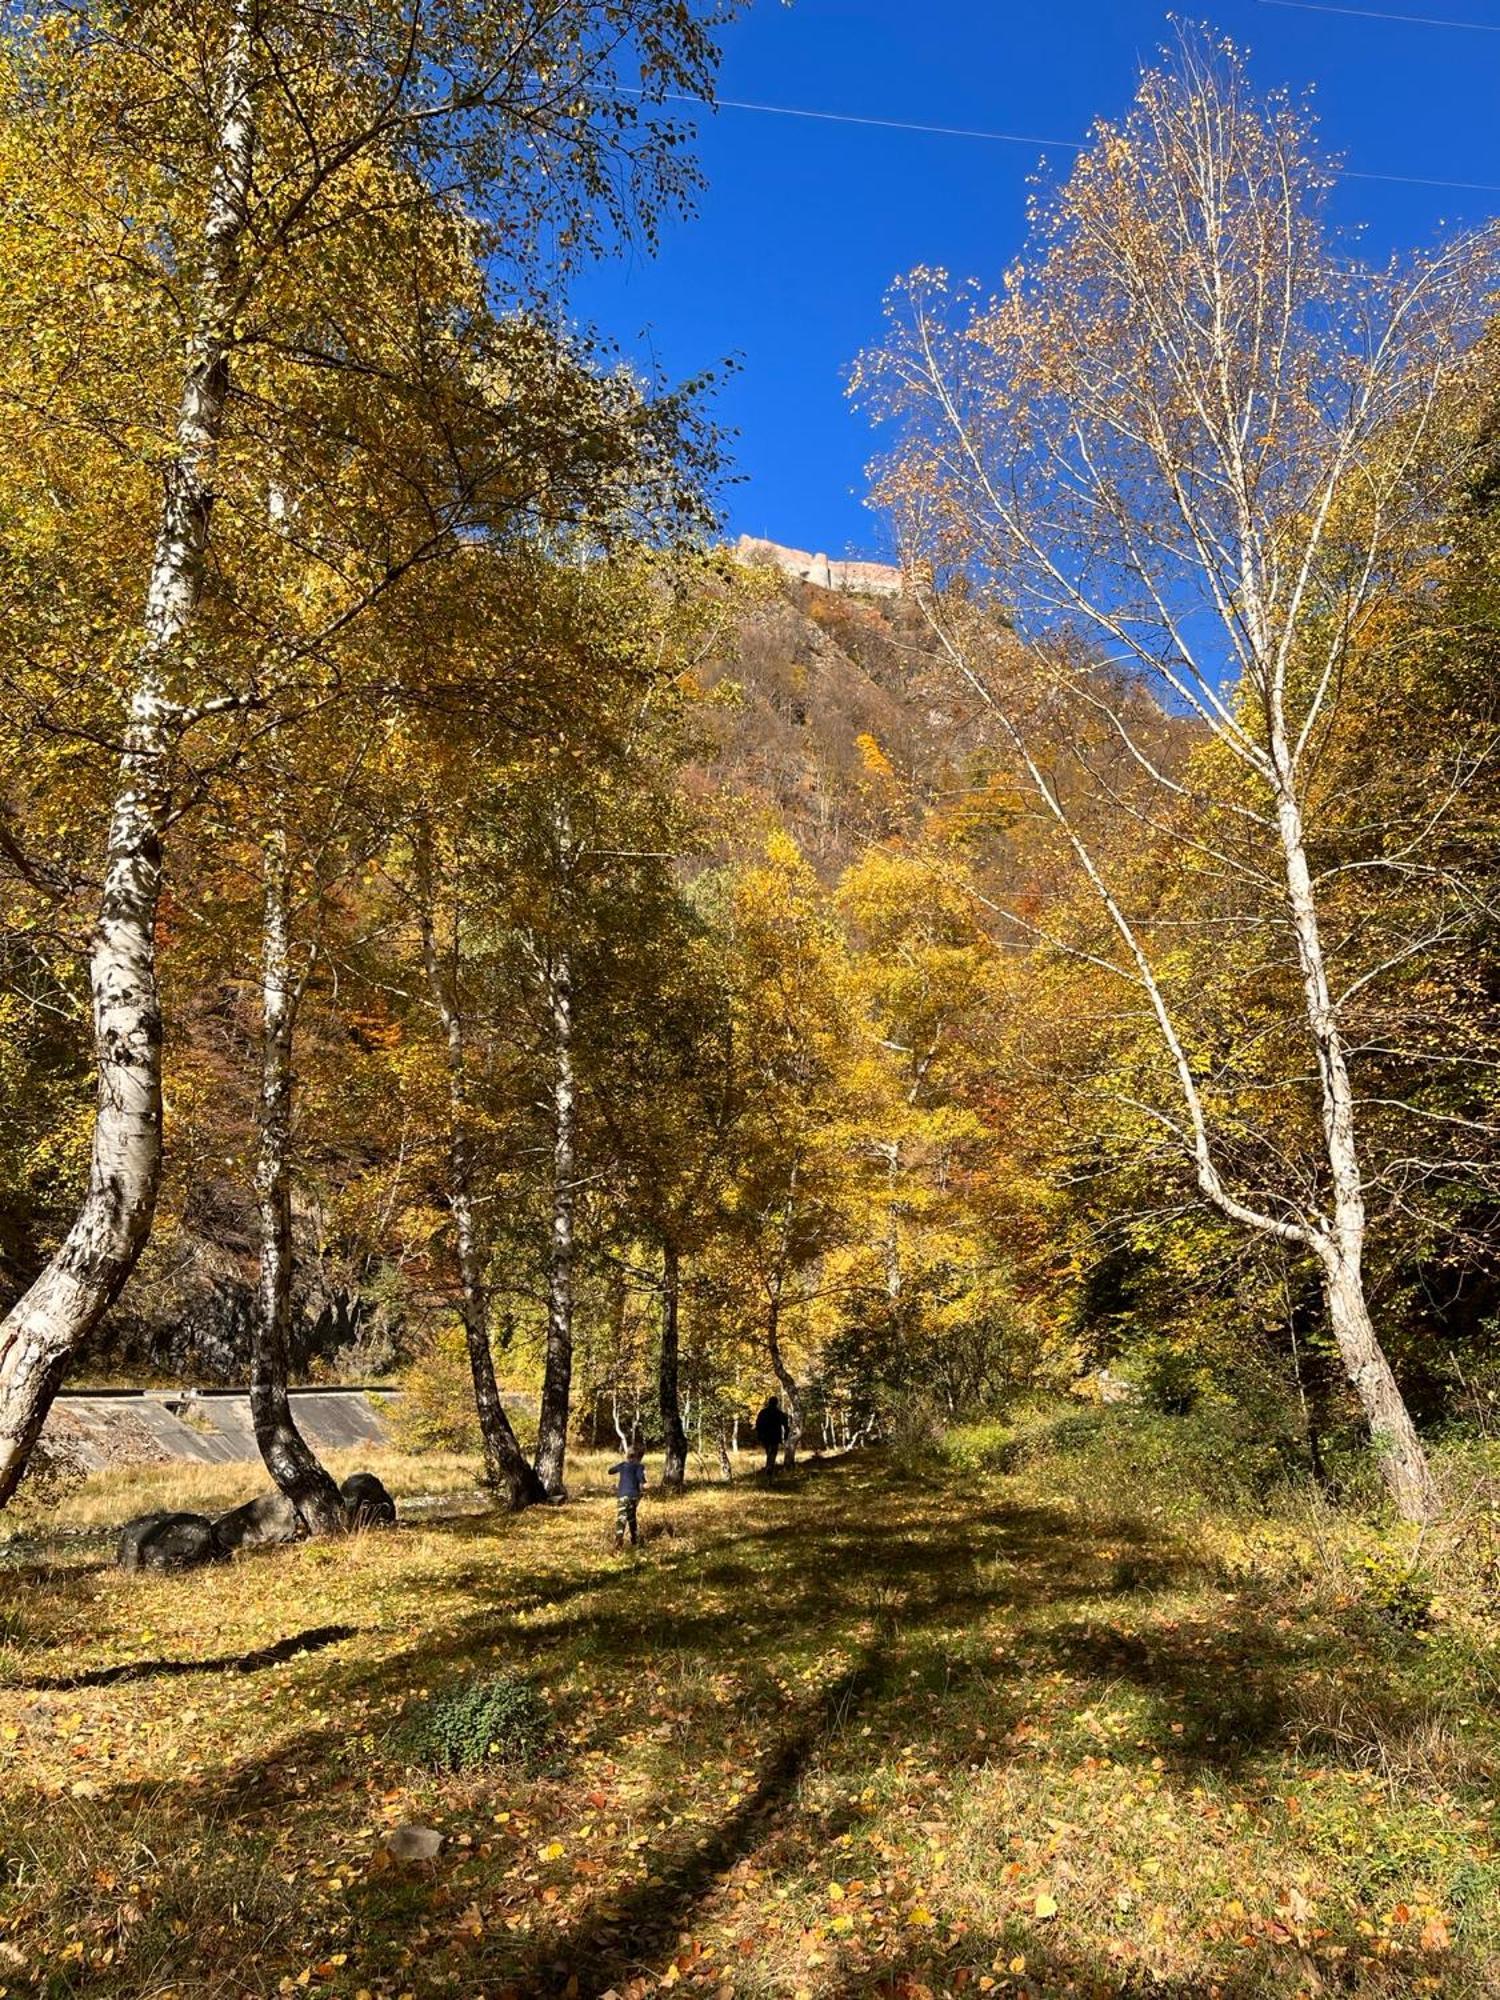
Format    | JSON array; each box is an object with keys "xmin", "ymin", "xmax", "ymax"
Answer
[
  {"xmin": 534, "ymin": 945, "xmax": 576, "ymax": 1497},
  {"xmin": 0, "ymin": 0, "xmax": 258, "ymax": 1504},
  {"xmin": 922, "ymin": 604, "xmax": 1440, "ymax": 1523},
  {"xmin": 1269, "ymin": 754, "xmax": 1438, "ymax": 1522},
  {"xmin": 251, "ymin": 824, "xmax": 348, "ymax": 1534}
]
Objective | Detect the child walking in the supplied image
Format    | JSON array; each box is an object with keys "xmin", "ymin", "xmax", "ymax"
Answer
[{"xmin": 609, "ymin": 1442, "xmax": 647, "ymax": 1549}]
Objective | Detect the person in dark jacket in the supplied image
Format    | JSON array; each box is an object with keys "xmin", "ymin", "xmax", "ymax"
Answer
[
  {"xmin": 609, "ymin": 1443, "xmax": 647, "ymax": 1548},
  {"xmin": 753, "ymin": 1394, "xmax": 789, "ymax": 1476}
]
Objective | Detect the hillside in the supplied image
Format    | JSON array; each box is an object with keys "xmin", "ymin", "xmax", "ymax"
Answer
[{"xmin": 693, "ymin": 549, "xmax": 972, "ymax": 875}]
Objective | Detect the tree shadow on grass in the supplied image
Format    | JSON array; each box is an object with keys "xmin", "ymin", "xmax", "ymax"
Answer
[
  {"xmin": 1030, "ymin": 1586, "xmax": 1440, "ymax": 1782},
  {"xmin": 434, "ymin": 1652, "xmax": 887, "ymax": 2000},
  {"xmin": 14, "ymin": 1621, "xmax": 360, "ymax": 1692},
  {"xmin": 1, "ymin": 1469, "xmax": 1222, "ymax": 1823},
  {"xmin": 0, "ymin": 1457, "xmax": 1421, "ymax": 1997}
]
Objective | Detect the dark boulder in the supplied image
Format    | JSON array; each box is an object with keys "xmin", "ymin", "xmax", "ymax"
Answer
[
  {"xmin": 213, "ymin": 1490, "xmax": 304, "ymax": 1554},
  {"xmin": 341, "ymin": 1471, "xmax": 396, "ymax": 1527},
  {"xmin": 117, "ymin": 1511, "xmax": 221, "ymax": 1572}
]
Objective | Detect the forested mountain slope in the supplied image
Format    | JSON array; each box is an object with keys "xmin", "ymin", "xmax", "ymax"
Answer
[{"xmin": 692, "ymin": 572, "xmax": 971, "ymax": 874}]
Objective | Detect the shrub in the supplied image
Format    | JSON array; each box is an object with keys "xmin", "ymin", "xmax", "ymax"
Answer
[
  {"xmin": 886, "ymin": 1390, "xmax": 947, "ymax": 1461},
  {"xmin": 13, "ymin": 1432, "xmax": 88, "ymax": 1513},
  {"xmin": 388, "ymin": 1325, "xmax": 538, "ymax": 1457},
  {"xmin": 387, "ymin": 1325, "xmax": 483, "ymax": 1454},
  {"xmin": 399, "ymin": 1674, "xmax": 550, "ymax": 1773},
  {"xmin": 941, "ymin": 1396, "xmax": 1303, "ymax": 1516},
  {"xmin": 936, "ymin": 1417, "xmax": 1014, "ymax": 1475},
  {"xmin": 1348, "ymin": 1544, "xmax": 1435, "ymax": 1631}
]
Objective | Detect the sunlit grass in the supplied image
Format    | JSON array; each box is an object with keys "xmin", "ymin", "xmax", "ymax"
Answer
[
  {"xmin": 5, "ymin": 1447, "xmax": 479, "ymax": 1540},
  {"xmin": 2, "ymin": 1425, "xmax": 1498, "ymax": 1996},
  {"xmin": 5, "ymin": 1446, "xmax": 663, "ymax": 1543}
]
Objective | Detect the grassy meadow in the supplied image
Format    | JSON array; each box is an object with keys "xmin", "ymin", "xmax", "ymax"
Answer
[
  {"xmin": 3, "ymin": 1412, "xmax": 1500, "ymax": 1998},
  {"xmin": 4, "ymin": 1448, "xmax": 486, "ymax": 1544}
]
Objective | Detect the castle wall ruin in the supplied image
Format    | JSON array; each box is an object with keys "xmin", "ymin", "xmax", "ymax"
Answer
[{"xmin": 734, "ymin": 534, "xmax": 906, "ymax": 599}]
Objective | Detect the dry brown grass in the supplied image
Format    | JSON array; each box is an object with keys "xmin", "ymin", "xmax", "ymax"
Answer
[
  {"xmin": 4, "ymin": 1447, "xmax": 480, "ymax": 1539},
  {"xmin": 4, "ymin": 1445, "xmax": 708, "ymax": 1542},
  {"xmin": 2, "ymin": 1434, "xmax": 1498, "ymax": 1997}
]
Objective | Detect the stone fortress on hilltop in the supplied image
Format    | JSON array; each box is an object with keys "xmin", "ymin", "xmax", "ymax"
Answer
[{"xmin": 734, "ymin": 533, "xmax": 908, "ymax": 599}]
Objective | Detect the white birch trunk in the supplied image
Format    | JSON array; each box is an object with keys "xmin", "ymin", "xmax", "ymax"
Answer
[
  {"xmin": 1270, "ymin": 757, "xmax": 1438, "ymax": 1522},
  {"xmin": 0, "ymin": 0, "xmax": 257, "ymax": 1505},
  {"xmin": 251, "ymin": 825, "xmax": 347, "ymax": 1534},
  {"xmin": 417, "ymin": 852, "xmax": 542, "ymax": 1509},
  {"xmin": 534, "ymin": 946, "xmax": 576, "ymax": 1497},
  {"xmin": 926, "ymin": 601, "xmax": 1439, "ymax": 1525}
]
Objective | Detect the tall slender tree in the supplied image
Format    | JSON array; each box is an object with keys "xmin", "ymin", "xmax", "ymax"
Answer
[
  {"xmin": 532, "ymin": 806, "xmax": 580, "ymax": 1499},
  {"xmin": 416, "ymin": 823, "xmax": 547, "ymax": 1510},
  {"xmin": 859, "ymin": 31, "xmax": 1496, "ymax": 1520},
  {"xmin": 251, "ymin": 814, "xmax": 350, "ymax": 1532},
  {"xmin": 0, "ymin": 0, "xmax": 736, "ymax": 1501}
]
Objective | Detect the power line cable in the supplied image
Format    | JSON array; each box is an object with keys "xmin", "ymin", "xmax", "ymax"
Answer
[
  {"xmin": 648, "ymin": 90, "xmax": 1500, "ymax": 196},
  {"xmin": 673, "ymin": 92, "xmax": 1082, "ymax": 152},
  {"xmin": 1343, "ymin": 164, "xmax": 1500, "ymax": 190},
  {"xmin": 1258, "ymin": 0, "xmax": 1500, "ymax": 32}
]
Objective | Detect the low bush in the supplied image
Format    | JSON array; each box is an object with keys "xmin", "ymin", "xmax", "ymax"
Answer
[
  {"xmin": 388, "ymin": 1327, "xmax": 538, "ymax": 1457},
  {"xmin": 1347, "ymin": 1542, "xmax": 1435, "ymax": 1630},
  {"xmin": 399, "ymin": 1674, "xmax": 549, "ymax": 1772},
  {"xmin": 941, "ymin": 1395, "xmax": 1307, "ymax": 1516},
  {"xmin": 386, "ymin": 1327, "xmax": 485, "ymax": 1455}
]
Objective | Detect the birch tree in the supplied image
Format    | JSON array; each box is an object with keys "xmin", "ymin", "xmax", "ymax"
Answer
[
  {"xmin": 857, "ymin": 30, "xmax": 1496, "ymax": 1520},
  {"xmin": 415, "ymin": 824, "xmax": 547, "ymax": 1510},
  {"xmin": 168, "ymin": 701, "xmax": 413, "ymax": 1527},
  {"xmin": 725, "ymin": 834, "xmax": 872, "ymax": 1464},
  {"xmin": 252, "ymin": 816, "xmax": 351, "ymax": 1534},
  {"xmin": 515, "ymin": 566, "xmax": 728, "ymax": 1496},
  {"xmin": 594, "ymin": 899, "xmax": 745, "ymax": 1491},
  {"xmin": 0, "ymin": 0, "xmax": 735, "ymax": 1502},
  {"xmin": 530, "ymin": 807, "xmax": 579, "ymax": 1501}
]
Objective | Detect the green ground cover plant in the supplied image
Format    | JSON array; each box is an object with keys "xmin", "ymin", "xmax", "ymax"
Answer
[{"xmin": 400, "ymin": 1676, "xmax": 551, "ymax": 1774}]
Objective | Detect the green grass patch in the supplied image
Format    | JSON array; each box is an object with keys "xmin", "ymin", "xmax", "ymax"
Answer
[{"xmin": 398, "ymin": 1673, "xmax": 550, "ymax": 1772}]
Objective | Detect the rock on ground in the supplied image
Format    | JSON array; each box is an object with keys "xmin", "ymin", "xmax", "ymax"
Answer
[
  {"xmin": 212, "ymin": 1490, "xmax": 304, "ymax": 1554},
  {"xmin": 341, "ymin": 1471, "xmax": 396, "ymax": 1527},
  {"xmin": 116, "ymin": 1511, "xmax": 221, "ymax": 1572}
]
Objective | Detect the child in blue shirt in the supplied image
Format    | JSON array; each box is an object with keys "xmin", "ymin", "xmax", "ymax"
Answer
[{"xmin": 609, "ymin": 1444, "xmax": 647, "ymax": 1549}]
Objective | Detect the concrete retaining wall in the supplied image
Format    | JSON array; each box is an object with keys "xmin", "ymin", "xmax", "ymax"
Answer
[{"xmin": 44, "ymin": 1389, "xmax": 396, "ymax": 1469}]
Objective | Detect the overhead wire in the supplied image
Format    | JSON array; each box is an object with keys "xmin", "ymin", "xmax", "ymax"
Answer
[
  {"xmin": 644, "ymin": 89, "xmax": 1500, "ymax": 197},
  {"xmin": 667, "ymin": 93, "xmax": 1082, "ymax": 153},
  {"xmin": 1257, "ymin": 0, "xmax": 1500, "ymax": 32}
]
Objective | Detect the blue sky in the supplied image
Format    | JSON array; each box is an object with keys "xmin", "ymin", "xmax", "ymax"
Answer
[{"xmin": 572, "ymin": 0, "xmax": 1500, "ymax": 562}]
